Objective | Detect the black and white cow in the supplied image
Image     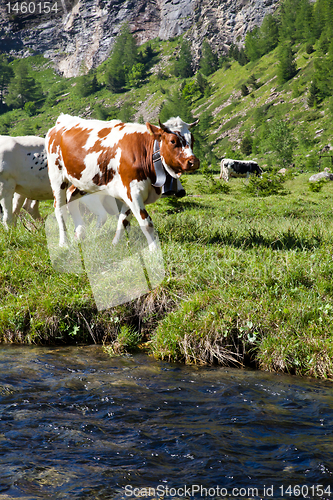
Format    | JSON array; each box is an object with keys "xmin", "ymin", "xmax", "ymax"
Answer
[{"xmin": 220, "ymin": 158, "xmax": 262, "ymax": 182}]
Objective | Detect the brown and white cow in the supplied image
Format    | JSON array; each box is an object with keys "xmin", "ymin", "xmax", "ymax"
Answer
[{"xmin": 46, "ymin": 114, "xmax": 200, "ymax": 250}]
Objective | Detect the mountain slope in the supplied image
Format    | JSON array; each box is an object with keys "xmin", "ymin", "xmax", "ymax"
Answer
[
  {"xmin": 1, "ymin": 36, "xmax": 332, "ymax": 175},
  {"xmin": 0, "ymin": 0, "xmax": 279, "ymax": 76}
]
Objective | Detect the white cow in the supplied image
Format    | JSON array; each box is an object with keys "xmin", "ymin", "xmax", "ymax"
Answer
[{"xmin": 0, "ymin": 135, "xmax": 51, "ymax": 228}]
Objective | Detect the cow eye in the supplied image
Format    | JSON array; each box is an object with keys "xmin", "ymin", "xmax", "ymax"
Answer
[{"xmin": 170, "ymin": 139, "xmax": 176, "ymax": 145}]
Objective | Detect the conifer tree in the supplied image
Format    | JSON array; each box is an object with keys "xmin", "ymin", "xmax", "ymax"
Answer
[
  {"xmin": 241, "ymin": 84, "xmax": 249, "ymax": 97},
  {"xmin": 159, "ymin": 89, "xmax": 211, "ymax": 161},
  {"xmin": 0, "ymin": 56, "xmax": 14, "ymax": 114},
  {"xmin": 295, "ymin": 0, "xmax": 315, "ymax": 44},
  {"xmin": 312, "ymin": 0, "xmax": 326, "ymax": 40},
  {"xmin": 159, "ymin": 89, "xmax": 193, "ymax": 124},
  {"xmin": 174, "ymin": 40, "xmax": 194, "ymax": 79},
  {"xmin": 307, "ymin": 80, "xmax": 320, "ymax": 107},
  {"xmin": 106, "ymin": 23, "xmax": 139, "ymax": 92},
  {"xmin": 199, "ymin": 40, "xmax": 218, "ymax": 76},
  {"xmin": 240, "ymin": 134, "xmax": 253, "ymax": 155},
  {"xmin": 196, "ymin": 72, "xmax": 211, "ymax": 96},
  {"xmin": 277, "ymin": 43, "xmax": 297, "ymax": 84},
  {"xmin": 313, "ymin": 39, "xmax": 333, "ymax": 100},
  {"xmin": 313, "ymin": 0, "xmax": 333, "ymax": 41},
  {"xmin": 279, "ymin": 0, "xmax": 299, "ymax": 44},
  {"xmin": 245, "ymin": 27, "xmax": 262, "ymax": 61},
  {"xmin": 6, "ymin": 61, "xmax": 43, "ymax": 109},
  {"xmin": 260, "ymin": 14, "xmax": 279, "ymax": 53},
  {"xmin": 76, "ymin": 72, "xmax": 99, "ymax": 97},
  {"xmin": 238, "ymin": 48, "xmax": 248, "ymax": 66},
  {"xmin": 265, "ymin": 118, "xmax": 296, "ymax": 167}
]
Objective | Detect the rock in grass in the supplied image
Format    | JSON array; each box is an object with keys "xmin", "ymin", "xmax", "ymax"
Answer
[{"xmin": 309, "ymin": 171, "xmax": 333, "ymax": 182}]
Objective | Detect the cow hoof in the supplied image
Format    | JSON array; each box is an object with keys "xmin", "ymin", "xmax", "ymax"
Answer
[
  {"xmin": 148, "ymin": 242, "xmax": 158, "ymax": 252},
  {"xmin": 74, "ymin": 225, "xmax": 85, "ymax": 241}
]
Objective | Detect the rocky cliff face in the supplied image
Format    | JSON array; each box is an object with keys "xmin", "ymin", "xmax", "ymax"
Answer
[{"xmin": 0, "ymin": 0, "xmax": 279, "ymax": 77}]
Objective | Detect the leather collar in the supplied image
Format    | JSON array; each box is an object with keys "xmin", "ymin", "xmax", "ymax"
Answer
[{"xmin": 152, "ymin": 140, "xmax": 166, "ymax": 187}]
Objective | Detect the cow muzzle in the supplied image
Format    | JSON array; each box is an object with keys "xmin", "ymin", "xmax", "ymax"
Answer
[{"xmin": 184, "ymin": 156, "xmax": 200, "ymax": 172}]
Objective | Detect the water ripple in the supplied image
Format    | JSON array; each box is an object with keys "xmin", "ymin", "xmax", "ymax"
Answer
[{"xmin": 0, "ymin": 345, "xmax": 332, "ymax": 499}]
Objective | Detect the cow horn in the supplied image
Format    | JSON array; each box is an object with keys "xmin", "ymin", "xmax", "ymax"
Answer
[
  {"xmin": 159, "ymin": 119, "xmax": 168, "ymax": 131},
  {"xmin": 189, "ymin": 119, "xmax": 200, "ymax": 129}
]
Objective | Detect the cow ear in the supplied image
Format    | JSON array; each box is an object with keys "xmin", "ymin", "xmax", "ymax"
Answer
[{"xmin": 146, "ymin": 122, "xmax": 162, "ymax": 140}]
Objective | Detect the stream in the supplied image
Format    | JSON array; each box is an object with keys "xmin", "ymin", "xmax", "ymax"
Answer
[{"xmin": 0, "ymin": 345, "xmax": 332, "ymax": 499}]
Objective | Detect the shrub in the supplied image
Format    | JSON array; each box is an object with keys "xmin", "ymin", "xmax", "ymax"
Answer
[
  {"xmin": 195, "ymin": 162, "xmax": 230, "ymax": 194},
  {"xmin": 93, "ymin": 104, "xmax": 119, "ymax": 120},
  {"xmin": 244, "ymin": 172, "xmax": 288, "ymax": 197},
  {"xmin": 118, "ymin": 101, "xmax": 135, "ymax": 122},
  {"xmin": 116, "ymin": 324, "xmax": 142, "ymax": 352},
  {"xmin": 305, "ymin": 152, "xmax": 319, "ymax": 170},
  {"xmin": 220, "ymin": 115, "xmax": 243, "ymax": 132},
  {"xmin": 247, "ymin": 74, "xmax": 261, "ymax": 90},
  {"xmin": 76, "ymin": 73, "xmax": 99, "ymax": 97},
  {"xmin": 0, "ymin": 114, "xmax": 11, "ymax": 134},
  {"xmin": 127, "ymin": 63, "xmax": 146, "ymax": 88},
  {"xmin": 240, "ymin": 135, "xmax": 253, "ymax": 155},
  {"xmin": 306, "ymin": 43, "xmax": 315, "ymax": 54},
  {"xmin": 24, "ymin": 101, "xmax": 37, "ymax": 116},
  {"xmin": 241, "ymin": 84, "xmax": 249, "ymax": 97},
  {"xmin": 308, "ymin": 179, "xmax": 327, "ymax": 192}
]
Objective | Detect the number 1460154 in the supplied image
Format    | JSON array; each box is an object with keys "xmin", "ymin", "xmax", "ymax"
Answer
[
  {"xmin": 6, "ymin": 2, "xmax": 60, "ymax": 14},
  {"xmin": 280, "ymin": 485, "xmax": 331, "ymax": 497}
]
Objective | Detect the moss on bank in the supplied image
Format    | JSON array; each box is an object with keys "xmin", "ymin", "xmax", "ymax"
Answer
[{"xmin": 1, "ymin": 172, "xmax": 333, "ymax": 379}]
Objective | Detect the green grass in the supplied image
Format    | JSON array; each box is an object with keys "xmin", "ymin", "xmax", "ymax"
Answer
[
  {"xmin": 2, "ymin": 174, "xmax": 333, "ymax": 379},
  {"xmin": 148, "ymin": 174, "xmax": 333, "ymax": 379}
]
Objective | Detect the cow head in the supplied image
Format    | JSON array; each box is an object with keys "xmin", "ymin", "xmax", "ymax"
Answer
[{"xmin": 146, "ymin": 117, "xmax": 200, "ymax": 177}]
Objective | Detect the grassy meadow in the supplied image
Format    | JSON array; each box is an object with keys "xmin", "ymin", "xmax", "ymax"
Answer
[{"xmin": 1, "ymin": 170, "xmax": 333, "ymax": 380}]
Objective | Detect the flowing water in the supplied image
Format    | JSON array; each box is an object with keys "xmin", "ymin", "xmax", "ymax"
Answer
[{"xmin": 0, "ymin": 345, "xmax": 332, "ymax": 500}]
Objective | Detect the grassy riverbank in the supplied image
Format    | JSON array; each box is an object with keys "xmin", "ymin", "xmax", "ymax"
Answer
[{"xmin": 1, "ymin": 170, "xmax": 333, "ymax": 379}]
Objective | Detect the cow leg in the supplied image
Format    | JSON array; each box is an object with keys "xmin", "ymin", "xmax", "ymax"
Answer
[
  {"xmin": 64, "ymin": 187, "xmax": 84, "ymax": 240},
  {"xmin": 112, "ymin": 203, "xmax": 132, "ymax": 246},
  {"xmin": 54, "ymin": 185, "xmax": 68, "ymax": 247},
  {"xmin": 67, "ymin": 200, "xmax": 84, "ymax": 240},
  {"xmin": 13, "ymin": 195, "xmax": 42, "ymax": 220},
  {"xmin": 23, "ymin": 199, "xmax": 41, "ymax": 219},
  {"xmin": 125, "ymin": 197, "xmax": 157, "ymax": 252},
  {"xmin": 12, "ymin": 193, "xmax": 25, "ymax": 217},
  {"xmin": 67, "ymin": 190, "xmax": 109, "ymax": 240},
  {"xmin": 0, "ymin": 179, "xmax": 16, "ymax": 228},
  {"xmin": 80, "ymin": 193, "xmax": 108, "ymax": 229},
  {"xmin": 222, "ymin": 169, "xmax": 229, "ymax": 182}
]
